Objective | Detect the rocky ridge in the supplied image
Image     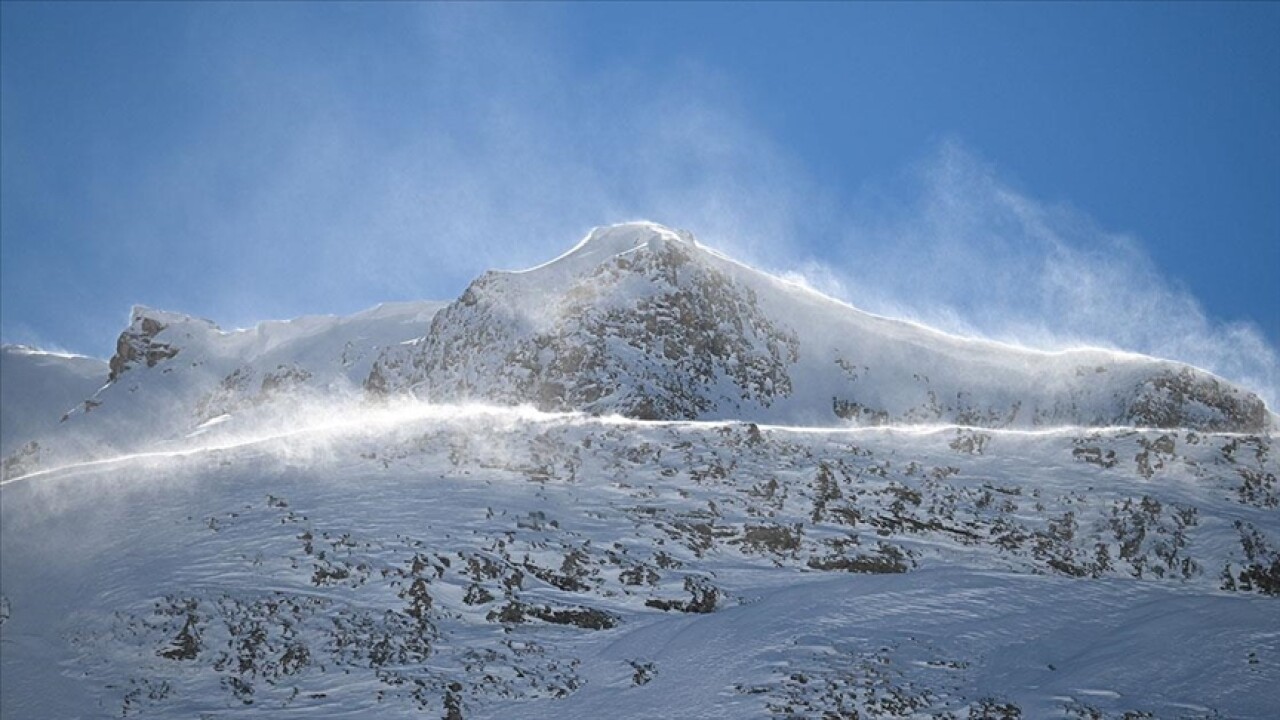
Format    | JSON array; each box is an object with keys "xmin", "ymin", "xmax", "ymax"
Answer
[{"xmin": 366, "ymin": 223, "xmax": 1270, "ymax": 433}]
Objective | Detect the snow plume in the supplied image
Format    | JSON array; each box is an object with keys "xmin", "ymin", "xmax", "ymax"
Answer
[
  {"xmin": 796, "ymin": 142, "xmax": 1278, "ymax": 409},
  {"xmin": 155, "ymin": 10, "xmax": 1280, "ymax": 406},
  {"xmin": 11, "ymin": 5, "xmax": 1270, "ymax": 408},
  {"xmin": 0, "ymin": 396, "xmax": 618, "ymax": 489},
  {"xmin": 62, "ymin": 3, "xmax": 823, "ymax": 344}
]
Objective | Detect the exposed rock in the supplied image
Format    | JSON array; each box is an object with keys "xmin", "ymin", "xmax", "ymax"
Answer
[
  {"xmin": 369, "ymin": 226, "xmax": 797, "ymax": 420},
  {"xmin": 0, "ymin": 440, "xmax": 41, "ymax": 481},
  {"xmin": 364, "ymin": 223, "xmax": 1270, "ymax": 432},
  {"xmin": 108, "ymin": 311, "xmax": 182, "ymax": 382},
  {"xmin": 1125, "ymin": 367, "xmax": 1269, "ymax": 432}
]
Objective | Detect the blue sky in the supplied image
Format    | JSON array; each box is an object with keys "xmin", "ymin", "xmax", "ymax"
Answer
[{"xmin": 2, "ymin": 2, "xmax": 1277, "ymax": 401}]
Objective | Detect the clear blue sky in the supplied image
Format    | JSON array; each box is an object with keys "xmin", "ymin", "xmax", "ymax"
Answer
[{"xmin": 2, "ymin": 2, "xmax": 1277, "ymax": 398}]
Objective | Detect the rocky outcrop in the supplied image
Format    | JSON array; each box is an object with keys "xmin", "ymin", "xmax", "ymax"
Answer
[
  {"xmin": 0, "ymin": 440, "xmax": 41, "ymax": 481},
  {"xmin": 195, "ymin": 364, "xmax": 315, "ymax": 422},
  {"xmin": 107, "ymin": 309, "xmax": 184, "ymax": 382},
  {"xmin": 368, "ymin": 226, "xmax": 799, "ymax": 419},
  {"xmin": 1125, "ymin": 367, "xmax": 1269, "ymax": 432},
  {"xmin": 366, "ymin": 223, "xmax": 1271, "ymax": 432}
]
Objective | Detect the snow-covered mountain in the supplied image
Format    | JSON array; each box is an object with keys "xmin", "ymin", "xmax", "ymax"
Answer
[
  {"xmin": 0, "ymin": 300, "xmax": 443, "ymax": 477},
  {"xmin": 0, "ymin": 345, "xmax": 106, "ymax": 456},
  {"xmin": 368, "ymin": 223, "xmax": 1268, "ymax": 432},
  {"xmin": 1, "ymin": 222, "xmax": 1277, "ymax": 719},
  {"xmin": 6, "ymin": 222, "xmax": 1269, "ymax": 478}
]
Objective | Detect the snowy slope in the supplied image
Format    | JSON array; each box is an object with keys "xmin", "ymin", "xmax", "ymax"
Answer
[
  {"xmin": 1, "ymin": 301, "xmax": 443, "ymax": 478},
  {"xmin": 0, "ymin": 345, "xmax": 107, "ymax": 456},
  {"xmin": 2, "ymin": 408, "xmax": 1277, "ymax": 718},
  {"xmin": 369, "ymin": 223, "xmax": 1270, "ymax": 433}
]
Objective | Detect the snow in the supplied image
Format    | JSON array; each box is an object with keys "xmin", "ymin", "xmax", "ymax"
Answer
[
  {"xmin": 7, "ymin": 300, "xmax": 446, "ymax": 475},
  {"xmin": 2, "ymin": 406, "xmax": 1277, "ymax": 718},
  {"xmin": 0, "ymin": 345, "xmax": 107, "ymax": 455},
  {"xmin": 373, "ymin": 222, "xmax": 1271, "ymax": 433},
  {"xmin": 509, "ymin": 221, "xmax": 695, "ymax": 279},
  {"xmin": 1, "ymin": 222, "xmax": 1277, "ymax": 718}
]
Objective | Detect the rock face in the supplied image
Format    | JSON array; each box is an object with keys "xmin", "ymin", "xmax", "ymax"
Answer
[
  {"xmin": 1126, "ymin": 367, "xmax": 1270, "ymax": 433},
  {"xmin": 107, "ymin": 308, "xmax": 191, "ymax": 382},
  {"xmin": 368, "ymin": 222, "xmax": 1271, "ymax": 433},
  {"xmin": 368, "ymin": 226, "xmax": 799, "ymax": 420}
]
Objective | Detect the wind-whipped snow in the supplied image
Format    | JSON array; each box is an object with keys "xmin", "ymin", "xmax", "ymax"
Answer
[
  {"xmin": 0, "ymin": 345, "xmax": 107, "ymax": 455},
  {"xmin": 2, "ymin": 405, "xmax": 1277, "ymax": 718},
  {"xmin": 370, "ymin": 222, "xmax": 1270, "ymax": 433}
]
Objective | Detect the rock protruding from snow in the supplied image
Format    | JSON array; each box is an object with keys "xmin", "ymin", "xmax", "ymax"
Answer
[
  {"xmin": 8, "ymin": 302, "xmax": 445, "ymax": 472},
  {"xmin": 1125, "ymin": 367, "xmax": 1269, "ymax": 433},
  {"xmin": 107, "ymin": 306, "xmax": 214, "ymax": 381},
  {"xmin": 368, "ymin": 222, "xmax": 1270, "ymax": 432},
  {"xmin": 369, "ymin": 223, "xmax": 799, "ymax": 419}
]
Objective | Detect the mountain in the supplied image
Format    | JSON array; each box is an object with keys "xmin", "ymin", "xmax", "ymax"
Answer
[
  {"xmin": 1, "ymin": 223, "xmax": 1277, "ymax": 719},
  {"xmin": 367, "ymin": 222, "xmax": 1269, "ymax": 432},
  {"xmin": 7, "ymin": 222, "xmax": 1268, "ymax": 478}
]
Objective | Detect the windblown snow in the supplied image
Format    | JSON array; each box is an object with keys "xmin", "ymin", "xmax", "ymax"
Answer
[
  {"xmin": 1, "ymin": 223, "xmax": 1276, "ymax": 719},
  {"xmin": 369, "ymin": 223, "xmax": 1268, "ymax": 432},
  {"xmin": 0, "ymin": 345, "xmax": 106, "ymax": 457}
]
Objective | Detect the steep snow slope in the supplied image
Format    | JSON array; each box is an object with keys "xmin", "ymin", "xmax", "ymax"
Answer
[
  {"xmin": 368, "ymin": 223, "xmax": 1269, "ymax": 432},
  {"xmin": 2, "ymin": 408, "xmax": 1277, "ymax": 718},
  {"xmin": 1, "ymin": 302, "xmax": 443, "ymax": 478},
  {"xmin": 0, "ymin": 345, "xmax": 107, "ymax": 456}
]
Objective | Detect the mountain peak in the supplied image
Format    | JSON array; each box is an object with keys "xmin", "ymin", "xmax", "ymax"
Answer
[
  {"xmin": 512, "ymin": 222, "xmax": 699, "ymax": 279},
  {"xmin": 584, "ymin": 220, "xmax": 694, "ymax": 249},
  {"xmin": 106, "ymin": 307, "xmax": 222, "ymax": 382},
  {"xmin": 574, "ymin": 221, "xmax": 696, "ymax": 257},
  {"xmin": 368, "ymin": 224, "xmax": 1270, "ymax": 432}
]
